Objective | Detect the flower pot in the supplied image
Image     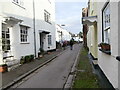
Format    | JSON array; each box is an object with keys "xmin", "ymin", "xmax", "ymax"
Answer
[
  {"xmin": 98, "ymin": 43, "xmax": 110, "ymax": 51},
  {"xmin": 39, "ymin": 55, "xmax": 43, "ymax": 58},
  {"xmin": 47, "ymin": 52, "xmax": 51, "ymax": 55},
  {"xmin": 101, "ymin": 44, "xmax": 110, "ymax": 51},
  {"xmin": 0, "ymin": 64, "xmax": 8, "ymax": 73}
]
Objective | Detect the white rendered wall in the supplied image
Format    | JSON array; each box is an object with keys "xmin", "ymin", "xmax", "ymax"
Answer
[
  {"xmin": 56, "ymin": 24, "xmax": 71, "ymax": 42},
  {"xmin": 34, "ymin": 0, "xmax": 56, "ymax": 53},
  {"xmin": 97, "ymin": 1, "xmax": 118, "ymax": 88},
  {"xmin": 0, "ymin": 1, "xmax": 35, "ymax": 60}
]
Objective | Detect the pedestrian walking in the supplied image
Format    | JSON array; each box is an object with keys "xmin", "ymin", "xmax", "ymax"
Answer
[
  {"xmin": 69, "ymin": 38, "xmax": 74, "ymax": 50},
  {"xmin": 62, "ymin": 40, "xmax": 67, "ymax": 50}
]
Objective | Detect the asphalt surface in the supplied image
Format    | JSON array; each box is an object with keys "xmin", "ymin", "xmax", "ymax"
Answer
[{"xmin": 11, "ymin": 44, "xmax": 81, "ymax": 88}]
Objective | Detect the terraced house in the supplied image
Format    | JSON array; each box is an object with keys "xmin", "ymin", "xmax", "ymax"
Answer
[
  {"xmin": 0, "ymin": 0, "xmax": 56, "ymax": 71},
  {"xmin": 82, "ymin": 0, "xmax": 120, "ymax": 89}
]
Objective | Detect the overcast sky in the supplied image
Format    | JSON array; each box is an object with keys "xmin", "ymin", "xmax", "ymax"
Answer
[{"xmin": 55, "ymin": 0, "xmax": 88, "ymax": 34}]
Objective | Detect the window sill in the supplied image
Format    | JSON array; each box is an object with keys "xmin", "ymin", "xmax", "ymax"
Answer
[
  {"xmin": 116, "ymin": 56, "xmax": 120, "ymax": 62},
  {"xmin": 45, "ymin": 21, "xmax": 52, "ymax": 25},
  {"xmin": 12, "ymin": 2, "xmax": 25, "ymax": 9},
  {"xmin": 20, "ymin": 42, "xmax": 30, "ymax": 44},
  {"xmin": 99, "ymin": 49, "xmax": 111, "ymax": 55}
]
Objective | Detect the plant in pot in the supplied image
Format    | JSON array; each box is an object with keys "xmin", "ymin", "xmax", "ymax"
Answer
[
  {"xmin": 38, "ymin": 48, "xmax": 45, "ymax": 58},
  {"xmin": 98, "ymin": 42, "xmax": 110, "ymax": 51},
  {"xmin": 0, "ymin": 64, "xmax": 8, "ymax": 73},
  {"xmin": 20, "ymin": 56, "xmax": 26, "ymax": 64}
]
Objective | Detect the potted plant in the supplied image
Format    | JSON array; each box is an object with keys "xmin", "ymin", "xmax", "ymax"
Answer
[
  {"xmin": 38, "ymin": 48, "xmax": 45, "ymax": 58},
  {"xmin": 20, "ymin": 56, "xmax": 26, "ymax": 64},
  {"xmin": 0, "ymin": 64, "xmax": 8, "ymax": 73},
  {"xmin": 98, "ymin": 42, "xmax": 110, "ymax": 51}
]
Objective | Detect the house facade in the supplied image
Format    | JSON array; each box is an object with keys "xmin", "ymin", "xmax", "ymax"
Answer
[
  {"xmin": 82, "ymin": 0, "xmax": 120, "ymax": 89},
  {"xmin": 56, "ymin": 24, "xmax": 72, "ymax": 42},
  {"xmin": 0, "ymin": 0, "xmax": 56, "ymax": 69},
  {"xmin": 82, "ymin": 8, "xmax": 88, "ymax": 48},
  {"xmin": 97, "ymin": 1, "xmax": 119, "ymax": 89}
]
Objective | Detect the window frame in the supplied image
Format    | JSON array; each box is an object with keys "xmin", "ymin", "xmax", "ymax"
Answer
[
  {"xmin": 48, "ymin": 35, "xmax": 52, "ymax": 46},
  {"xmin": 12, "ymin": 0, "xmax": 25, "ymax": 9},
  {"xmin": 20, "ymin": 25, "xmax": 29, "ymax": 44},
  {"xmin": 2, "ymin": 28, "xmax": 11, "ymax": 51},
  {"xmin": 44, "ymin": 10, "xmax": 51, "ymax": 24},
  {"xmin": 102, "ymin": 1, "xmax": 110, "ymax": 44}
]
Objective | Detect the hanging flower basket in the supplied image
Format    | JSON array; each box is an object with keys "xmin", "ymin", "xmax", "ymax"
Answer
[{"xmin": 98, "ymin": 42, "xmax": 110, "ymax": 51}]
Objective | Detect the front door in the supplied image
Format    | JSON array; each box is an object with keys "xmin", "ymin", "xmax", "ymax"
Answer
[
  {"xmin": 2, "ymin": 25, "xmax": 11, "ymax": 58},
  {"xmin": 40, "ymin": 33, "xmax": 44, "ymax": 50}
]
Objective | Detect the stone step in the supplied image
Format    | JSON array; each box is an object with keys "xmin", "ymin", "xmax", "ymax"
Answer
[
  {"xmin": 5, "ymin": 59, "xmax": 19, "ymax": 67},
  {"xmin": 92, "ymin": 60, "xmax": 98, "ymax": 65},
  {"xmin": 8, "ymin": 64, "xmax": 21, "ymax": 71}
]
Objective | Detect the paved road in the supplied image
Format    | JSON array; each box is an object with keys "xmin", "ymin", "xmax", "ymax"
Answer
[{"xmin": 12, "ymin": 44, "xmax": 81, "ymax": 88}]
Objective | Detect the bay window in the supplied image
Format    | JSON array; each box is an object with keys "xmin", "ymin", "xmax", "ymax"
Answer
[{"xmin": 102, "ymin": 2, "xmax": 110, "ymax": 44}]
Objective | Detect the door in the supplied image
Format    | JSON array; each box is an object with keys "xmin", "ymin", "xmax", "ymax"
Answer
[
  {"xmin": 40, "ymin": 33, "xmax": 44, "ymax": 50},
  {"xmin": 2, "ymin": 25, "xmax": 11, "ymax": 58}
]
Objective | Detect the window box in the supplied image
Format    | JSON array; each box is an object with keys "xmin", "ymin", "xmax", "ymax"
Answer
[
  {"xmin": 98, "ymin": 42, "xmax": 111, "ymax": 55},
  {"xmin": 98, "ymin": 42, "xmax": 110, "ymax": 51},
  {"xmin": 99, "ymin": 49, "xmax": 111, "ymax": 55}
]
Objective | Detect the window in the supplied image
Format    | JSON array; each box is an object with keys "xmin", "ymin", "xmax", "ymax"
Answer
[
  {"xmin": 102, "ymin": 2, "xmax": 110, "ymax": 44},
  {"xmin": 2, "ymin": 28, "xmax": 10, "ymax": 51},
  {"xmin": 48, "ymin": 35, "xmax": 52, "ymax": 45},
  {"xmin": 20, "ymin": 26, "xmax": 28, "ymax": 43},
  {"xmin": 44, "ymin": 10, "xmax": 51, "ymax": 24}
]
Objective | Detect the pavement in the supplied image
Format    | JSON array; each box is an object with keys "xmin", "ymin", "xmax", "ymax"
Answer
[{"xmin": 1, "ymin": 47, "xmax": 66, "ymax": 89}]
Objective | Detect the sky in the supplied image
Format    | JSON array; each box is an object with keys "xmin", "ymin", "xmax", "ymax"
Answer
[{"xmin": 55, "ymin": 0, "xmax": 88, "ymax": 34}]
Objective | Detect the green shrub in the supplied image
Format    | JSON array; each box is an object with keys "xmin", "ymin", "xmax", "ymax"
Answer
[
  {"xmin": 20, "ymin": 54, "xmax": 34, "ymax": 64},
  {"xmin": 20, "ymin": 56, "xmax": 26, "ymax": 64},
  {"xmin": 30, "ymin": 55, "xmax": 34, "ymax": 61},
  {"xmin": 25, "ymin": 55, "xmax": 31, "ymax": 62}
]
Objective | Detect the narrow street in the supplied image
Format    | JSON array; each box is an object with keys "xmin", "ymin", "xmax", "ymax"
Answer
[{"xmin": 11, "ymin": 44, "xmax": 82, "ymax": 88}]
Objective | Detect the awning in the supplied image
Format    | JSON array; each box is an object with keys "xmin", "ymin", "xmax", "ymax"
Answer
[
  {"xmin": 19, "ymin": 23, "xmax": 31, "ymax": 28},
  {"xmin": 39, "ymin": 30, "xmax": 50, "ymax": 34},
  {"xmin": 82, "ymin": 16, "xmax": 97, "ymax": 26},
  {"xmin": 4, "ymin": 17, "xmax": 23, "ymax": 27}
]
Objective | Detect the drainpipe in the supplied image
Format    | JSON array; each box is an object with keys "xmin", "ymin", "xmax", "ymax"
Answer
[{"xmin": 33, "ymin": 0, "xmax": 37, "ymax": 57}]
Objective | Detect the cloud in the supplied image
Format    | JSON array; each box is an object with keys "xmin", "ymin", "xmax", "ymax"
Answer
[{"xmin": 55, "ymin": 2, "xmax": 87, "ymax": 34}]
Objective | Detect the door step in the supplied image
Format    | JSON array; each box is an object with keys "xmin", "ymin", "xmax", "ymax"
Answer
[
  {"xmin": 92, "ymin": 60, "xmax": 98, "ymax": 65},
  {"xmin": 5, "ymin": 59, "xmax": 20, "ymax": 71},
  {"xmin": 8, "ymin": 64, "xmax": 21, "ymax": 71}
]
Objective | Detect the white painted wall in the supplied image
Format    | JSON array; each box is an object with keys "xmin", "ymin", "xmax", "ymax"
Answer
[
  {"xmin": 0, "ymin": 1, "xmax": 34, "ymax": 61},
  {"xmin": 0, "ymin": 0, "xmax": 56, "ymax": 64},
  {"xmin": 118, "ymin": 2, "xmax": 120, "ymax": 89},
  {"xmin": 56, "ymin": 24, "xmax": 71, "ymax": 42},
  {"xmin": 97, "ymin": 1, "xmax": 118, "ymax": 88},
  {"xmin": 35, "ymin": 0, "xmax": 56, "ymax": 53}
]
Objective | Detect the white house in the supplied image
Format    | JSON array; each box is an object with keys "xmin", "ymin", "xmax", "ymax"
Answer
[
  {"xmin": 97, "ymin": 1, "xmax": 119, "ymax": 89},
  {"xmin": 0, "ymin": 0, "xmax": 56, "ymax": 69},
  {"xmin": 83, "ymin": 0, "xmax": 120, "ymax": 89},
  {"xmin": 56, "ymin": 24, "xmax": 72, "ymax": 42}
]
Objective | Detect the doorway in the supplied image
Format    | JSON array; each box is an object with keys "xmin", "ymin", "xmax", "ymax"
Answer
[{"xmin": 39, "ymin": 33, "xmax": 44, "ymax": 50}]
